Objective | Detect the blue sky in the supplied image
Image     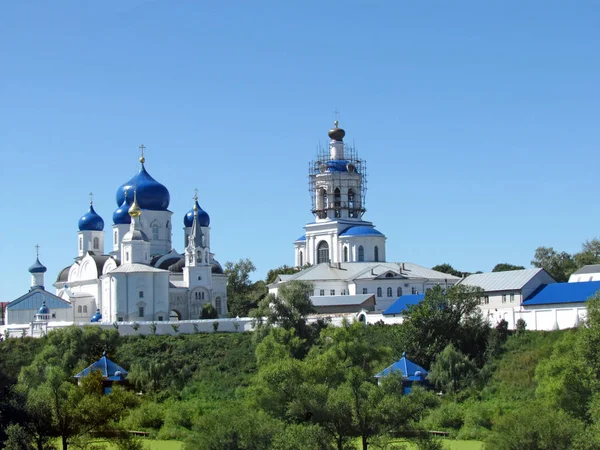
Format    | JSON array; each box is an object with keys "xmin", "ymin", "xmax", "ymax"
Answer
[{"xmin": 1, "ymin": 1, "xmax": 599, "ymax": 302}]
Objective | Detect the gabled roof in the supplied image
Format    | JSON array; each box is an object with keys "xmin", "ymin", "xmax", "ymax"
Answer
[
  {"xmin": 8, "ymin": 288, "xmax": 71, "ymax": 310},
  {"xmin": 271, "ymin": 262, "xmax": 460, "ymax": 286},
  {"xmin": 375, "ymin": 353, "xmax": 428, "ymax": 380},
  {"xmin": 74, "ymin": 353, "xmax": 128, "ymax": 381},
  {"xmin": 460, "ymin": 268, "xmax": 548, "ymax": 292},
  {"xmin": 523, "ymin": 281, "xmax": 600, "ymax": 305},
  {"xmin": 383, "ymin": 294, "xmax": 425, "ymax": 315},
  {"xmin": 310, "ymin": 294, "xmax": 374, "ymax": 307},
  {"xmin": 572, "ymin": 264, "xmax": 600, "ymax": 276}
]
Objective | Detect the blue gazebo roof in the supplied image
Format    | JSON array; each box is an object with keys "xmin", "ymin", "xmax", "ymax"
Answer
[
  {"xmin": 74, "ymin": 353, "xmax": 128, "ymax": 381},
  {"xmin": 375, "ymin": 353, "xmax": 428, "ymax": 381}
]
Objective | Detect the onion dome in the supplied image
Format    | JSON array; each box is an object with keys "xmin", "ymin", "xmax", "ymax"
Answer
[
  {"xmin": 113, "ymin": 194, "xmax": 132, "ymax": 225},
  {"xmin": 38, "ymin": 301, "xmax": 50, "ymax": 315},
  {"xmin": 328, "ymin": 120, "xmax": 345, "ymax": 141},
  {"xmin": 128, "ymin": 193, "xmax": 142, "ymax": 218},
  {"xmin": 184, "ymin": 200, "xmax": 210, "ymax": 227},
  {"xmin": 29, "ymin": 257, "xmax": 47, "ymax": 274},
  {"xmin": 115, "ymin": 164, "xmax": 170, "ymax": 211},
  {"xmin": 78, "ymin": 204, "xmax": 104, "ymax": 231},
  {"xmin": 90, "ymin": 308, "xmax": 102, "ymax": 322}
]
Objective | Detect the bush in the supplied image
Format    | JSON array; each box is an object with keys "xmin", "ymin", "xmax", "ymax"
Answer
[
  {"xmin": 455, "ymin": 401, "xmax": 496, "ymax": 440},
  {"xmin": 122, "ymin": 401, "xmax": 165, "ymax": 431},
  {"xmin": 421, "ymin": 401, "xmax": 464, "ymax": 431},
  {"xmin": 415, "ymin": 436, "xmax": 447, "ymax": 450}
]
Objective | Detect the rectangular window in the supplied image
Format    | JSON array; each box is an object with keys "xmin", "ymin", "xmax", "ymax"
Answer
[
  {"xmin": 330, "ymin": 289, "xmax": 335, "ymax": 296},
  {"xmin": 510, "ymin": 293, "xmax": 515, "ymax": 303},
  {"xmin": 139, "ymin": 291, "xmax": 144, "ymax": 298},
  {"xmin": 138, "ymin": 307, "xmax": 144, "ymax": 318},
  {"xmin": 320, "ymin": 289, "xmax": 325, "ymax": 296},
  {"xmin": 362, "ymin": 288, "xmax": 368, "ymax": 294},
  {"xmin": 153, "ymin": 228, "xmax": 159, "ymax": 240},
  {"xmin": 341, "ymin": 289, "xmax": 346, "ymax": 295},
  {"xmin": 502, "ymin": 295, "xmax": 506, "ymax": 303},
  {"xmin": 158, "ymin": 316, "xmax": 164, "ymax": 321},
  {"xmin": 485, "ymin": 296, "xmax": 489, "ymax": 305},
  {"xmin": 118, "ymin": 317, "xmax": 123, "ymax": 322}
]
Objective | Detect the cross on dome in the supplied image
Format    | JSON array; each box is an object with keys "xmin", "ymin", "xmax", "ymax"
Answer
[
  {"xmin": 35, "ymin": 244, "xmax": 40, "ymax": 257},
  {"xmin": 139, "ymin": 144, "xmax": 146, "ymax": 164},
  {"xmin": 89, "ymin": 192, "xmax": 94, "ymax": 204}
]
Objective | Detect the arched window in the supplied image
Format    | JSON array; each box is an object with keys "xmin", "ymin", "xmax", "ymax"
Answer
[
  {"xmin": 358, "ymin": 245, "xmax": 365, "ymax": 262},
  {"xmin": 374, "ymin": 246, "xmax": 379, "ymax": 262},
  {"xmin": 348, "ymin": 189, "xmax": 355, "ymax": 217},
  {"xmin": 397, "ymin": 287, "xmax": 403, "ymax": 297},
  {"xmin": 387, "ymin": 287, "xmax": 393, "ymax": 297},
  {"xmin": 114, "ymin": 231, "xmax": 118, "ymax": 245},
  {"xmin": 321, "ymin": 189, "xmax": 328, "ymax": 209},
  {"xmin": 152, "ymin": 227, "xmax": 159, "ymax": 240},
  {"xmin": 343, "ymin": 246, "xmax": 348, "ymax": 262},
  {"xmin": 377, "ymin": 287, "xmax": 382, "ymax": 297},
  {"xmin": 334, "ymin": 188, "xmax": 341, "ymax": 218},
  {"xmin": 83, "ymin": 305, "xmax": 88, "ymax": 314},
  {"xmin": 299, "ymin": 251, "xmax": 303, "ymax": 267},
  {"xmin": 215, "ymin": 297, "xmax": 222, "ymax": 315},
  {"xmin": 79, "ymin": 237, "xmax": 83, "ymax": 251},
  {"xmin": 93, "ymin": 237, "xmax": 99, "ymax": 249},
  {"xmin": 77, "ymin": 305, "xmax": 82, "ymax": 313},
  {"xmin": 317, "ymin": 241, "xmax": 329, "ymax": 264}
]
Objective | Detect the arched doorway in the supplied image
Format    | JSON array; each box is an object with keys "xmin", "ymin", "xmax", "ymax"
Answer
[{"xmin": 169, "ymin": 310, "xmax": 181, "ymax": 321}]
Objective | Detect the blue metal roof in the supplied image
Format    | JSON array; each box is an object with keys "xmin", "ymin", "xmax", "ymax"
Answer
[
  {"xmin": 375, "ymin": 353, "xmax": 428, "ymax": 380},
  {"xmin": 383, "ymin": 294, "xmax": 425, "ymax": 315},
  {"xmin": 78, "ymin": 204, "xmax": 104, "ymax": 231},
  {"xmin": 8, "ymin": 289, "xmax": 72, "ymax": 310},
  {"xmin": 183, "ymin": 200, "xmax": 210, "ymax": 227},
  {"xmin": 523, "ymin": 281, "xmax": 600, "ymax": 305},
  {"xmin": 295, "ymin": 235, "xmax": 306, "ymax": 241},
  {"xmin": 74, "ymin": 353, "xmax": 128, "ymax": 380},
  {"xmin": 339, "ymin": 226, "xmax": 384, "ymax": 237},
  {"xmin": 116, "ymin": 164, "xmax": 170, "ymax": 211},
  {"xmin": 28, "ymin": 257, "xmax": 47, "ymax": 274}
]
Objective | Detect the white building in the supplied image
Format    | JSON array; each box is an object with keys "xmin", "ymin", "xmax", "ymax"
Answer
[
  {"xmin": 458, "ymin": 268, "xmax": 556, "ymax": 328},
  {"xmin": 569, "ymin": 264, "xmax": 600, "ymax": 283},
  {"xmin": 270, "ymin": 122, "xmax": 460, "ymax": 311},
  {"xmin": 5, "ymin": 149, "xmax": 228, "ymax": 327}
]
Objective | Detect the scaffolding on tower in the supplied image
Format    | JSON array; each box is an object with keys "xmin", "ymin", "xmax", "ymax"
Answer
[{"xmin": 308, "ymin": 141, "xmax": 367, "ymax": 218}]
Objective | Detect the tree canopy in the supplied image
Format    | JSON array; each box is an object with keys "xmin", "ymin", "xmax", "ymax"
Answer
[
  {"xmin": 492, "ymin": 263, "xmax": 525, "ymax": 272},
  {"xmin": 431, "ymin": 263, "xmax": 463, "ymax": 278},
  {"xmin": 225, "ymin": 258, "xmax": 268, "ymax": 317}
]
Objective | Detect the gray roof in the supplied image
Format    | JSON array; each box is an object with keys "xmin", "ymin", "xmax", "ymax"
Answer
[
  {"xmin": 310, "ymin": 294, "xmax": 375, "ymax": 307},
  {"xmin": 9, "ymin": 288, "xmax": 72, "ymax": 310},
  {"xmin": 122, "ymin": 230, "xmax": 149, "ymax": 242},
  {"xmin": 271, "ymin": 262, "xmax": 460, "ymax": 286},
  {"xmin": 108, "ymin": 263, "xmax": 168, "ymax": 274},
  {"xmin": 460, "ymin": 268, "xmax": 544, "ymax": 292},
  {"xmin": 572, "ymin": 264, "xmax": 600, "ymax": 276}
]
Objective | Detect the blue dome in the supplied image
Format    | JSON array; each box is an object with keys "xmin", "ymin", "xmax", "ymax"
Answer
[
  {"xmin": 116, "ymin": 165, "xmax": 170, "ymax": 211},
  {"xmin": 324, "ymin": 160, "xmax": 352, "ymax": 173},
  {"xmin": 78, "ymin": 204, "xmax": 104, "ymax": 231},
  {"xmin": 38, "ymin": 302, "xmax": 50, "ymax": 315},
  {"xmin": 183, "ymin": 201, "xmax": 210, "ymax": 227},
  {"xmin": 29, "ymin": 257, "xmax": 47, "ymax": 274},
  {"xmin": 339, "ymin": 226, "xmax": 384, "ymax": 237},
  {"xmin": 112, "ymin": 196, "xmax": 132, "ymax": 225},
  {"xmin": 90, "ymin": 309, "xmax": 102, "ymax": 322}
]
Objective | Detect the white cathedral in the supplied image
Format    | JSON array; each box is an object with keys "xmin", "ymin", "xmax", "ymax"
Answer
[
  {"xmin": 269, "ymin": 122, "xmax": 460, "ymax": 313},
  {"xmin": 5, "ymin": 150, "xmax": 228, "ymax": 326}
]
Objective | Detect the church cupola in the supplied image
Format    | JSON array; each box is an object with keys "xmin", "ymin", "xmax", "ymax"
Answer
[
  {"xmin": 183, "ymin": 197, "xmax": 212, "ymax": 289},
  {"xmin": 115, "ymin": 146, "xmax": 170, "ymax": 211},
  {"xmin": 111, "ymin": 192, "xmax": 131, "ymax": 255},
  {"xmin": 328, "ymin": 120, "xmax": 346, "ymax": 160},
  {"xmin": 28, "ymin": 245, "xmax": 47, "ymax": 290},
  {"xmin": 120, "ymin": 191, "xmax": 151, "ymax": 265},
  {"xmin": 78, "ymin": 194, "xmax": 105, "ymax": 257},
  {"xmin": 183, "ymin": 190, "xmax": 211, "ymax": 249}
]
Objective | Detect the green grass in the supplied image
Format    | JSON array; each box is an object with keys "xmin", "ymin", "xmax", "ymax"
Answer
[
  {"xmin": 367, "ymin": 439, "xmax": 483, "ymax": 450},
  {"xmin": 54, "ymin": 439, "xmax": 183, "ymax": 450}
]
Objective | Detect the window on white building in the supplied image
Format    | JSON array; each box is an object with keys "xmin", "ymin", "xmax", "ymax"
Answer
[
  {"xmin": 83, "ymin": 305, "xmax": 87, "ymax": 314},
  {"xmin": 320, "ymin": 289, "xmax": 325, "ymax": 296},
  {"xmin": 114, "ymin": 231, "xmax": 118, "ymax": 245},
  {"xmin": 502, "ymin": 295, "xmax": 506, "ymax": 303},
  {"xmin": 348, "ymin": 189, "xmax": 355, "ymax": 217},
  {"xmin": 362, "ymin": 288, "xmax": 368, "ymax": 294},
  {"xmin": 139, "ymin": 291, "xmax": 144, "ymax": 298},
  {"xmin": 387, "ymin": 287, "xmax": 393, "ymax": 297},
  {"xmin": 299, "ymin": 251, "xmax": 303, "ymax": 266},
  {"xmin": 93, "ymin": 237, "xmax": 99, "ymax": 249},
  {"xmin": 334, "ymin": 188, "xmax": 341, "ymax": 218},
  {"xmin": 358, "ymin": 246, "xmax": 364, "ymax": 262},
  {"xmin": 330, "ymin": 289, "xmax": 335, "ymax": 296},
  {"xmin": 343, "ymin": 247, "xmax": 348, "ymax": 262},
  {"xmin": 138, "ymin": 306, "xmax": 144, "ymax": 318},
  {"xmin": 78, "ymin": 305, "xmax": 82, "ymax": 313},
  {"xmin": 317, "ymin": 241, "xmax": 330, "ymax": 264},
  {"xmin": 152, "ymin": 227, "xmax": 159, "ymax": 240},
  {"xmin": 341, "ymin": 289, "xmax": 346, "ymax": 295},
  {"xmin": 397, "ymin": 287, "xmax": 402, "ymax": 297},
  {"xmin": 374, "ymin": 246, "xmax": 379, "ymax": 262},
  {"xmin": 377, "ymin": 287, "xmax": 382, "ymax": 297},
  {"xmin": 215, "ymin": 297, "xmax": 222, "ymax": 315},
  {"xmin": 79, "ymin": 237, "xmax": 82, "ymax": 251},
  {"xmin": 411, "ymin": 287, "xmax": 417, "ymax": 294},
  {"xmin": 510, "ymin": 294, "xmax": 515, "ymax": 303}
]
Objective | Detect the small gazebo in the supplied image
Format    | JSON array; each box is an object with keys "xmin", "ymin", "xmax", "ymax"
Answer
[
  {"xmin": 74, "ymin": 351, "xmax": 128, "ymax": 394},
  {"xmin": 375, "ymin": 352, "xmax": 429, "ymax": 394}
]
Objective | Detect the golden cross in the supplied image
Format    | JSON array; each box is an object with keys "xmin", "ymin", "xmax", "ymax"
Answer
[{"xmin": 139, "ymin": 144, "xmax": 146, "ymax": 163}]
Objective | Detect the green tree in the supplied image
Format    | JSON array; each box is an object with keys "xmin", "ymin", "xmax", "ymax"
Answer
[
  {"xmin": 397, "ymin": 285, "xmax": 489, "ymax": 368},
  {"xmin": 200, "ymin": 303, "xmax": 218, "ymax": 319},
  {"xmin": 431, "ymin": 264, "xmax": 462, "ymax": 278},
  {"xmin": 492, "ymin": 263, "xmax": 525, "ymax": 272},
  {"xmin": 266, "ymin": 264, "xmax": 303, "ymax": 285},
  {"xmin": 574, "ymin": 238, "xmax": 600, "ymax": 269},
  {"xmin": 252, "ymin": 281, "xmax": 316, "ymax": 343},
  {"xmin": 225, "ymin": 259, "xmax": 268, "ymax": 317},
  {"xmin": 428, "ymin": 344, "xmax": 477, "ymax": 394},
  {"xmin": 531, "ymin": 246, "xmax": 577, "ymax": 282}
]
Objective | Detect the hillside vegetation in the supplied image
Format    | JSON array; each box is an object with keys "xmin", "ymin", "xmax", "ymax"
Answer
[{"xmin": 2, "ymin": 283, "xmax": 600, "ymax": 450}]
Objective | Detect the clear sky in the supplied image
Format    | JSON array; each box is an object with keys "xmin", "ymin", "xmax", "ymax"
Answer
[{"xmin": 1, "ymin": 1, "xmax": 599, "ymax": 303}]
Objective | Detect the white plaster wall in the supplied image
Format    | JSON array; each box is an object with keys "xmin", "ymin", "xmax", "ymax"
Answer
[{"xmin": 570, "ymin": 273, "xmax": 600, "ymax": 283}]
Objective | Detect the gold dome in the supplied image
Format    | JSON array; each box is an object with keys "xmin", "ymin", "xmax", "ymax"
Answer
[{"xmin": 128, "ymin": 192, "xmax": 142, "ymax": 218}]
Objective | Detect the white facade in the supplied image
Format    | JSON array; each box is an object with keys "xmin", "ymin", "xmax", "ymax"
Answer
[{"xmin": 569, "ymin": 265, "xmax": 600, "ymax": 283}]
